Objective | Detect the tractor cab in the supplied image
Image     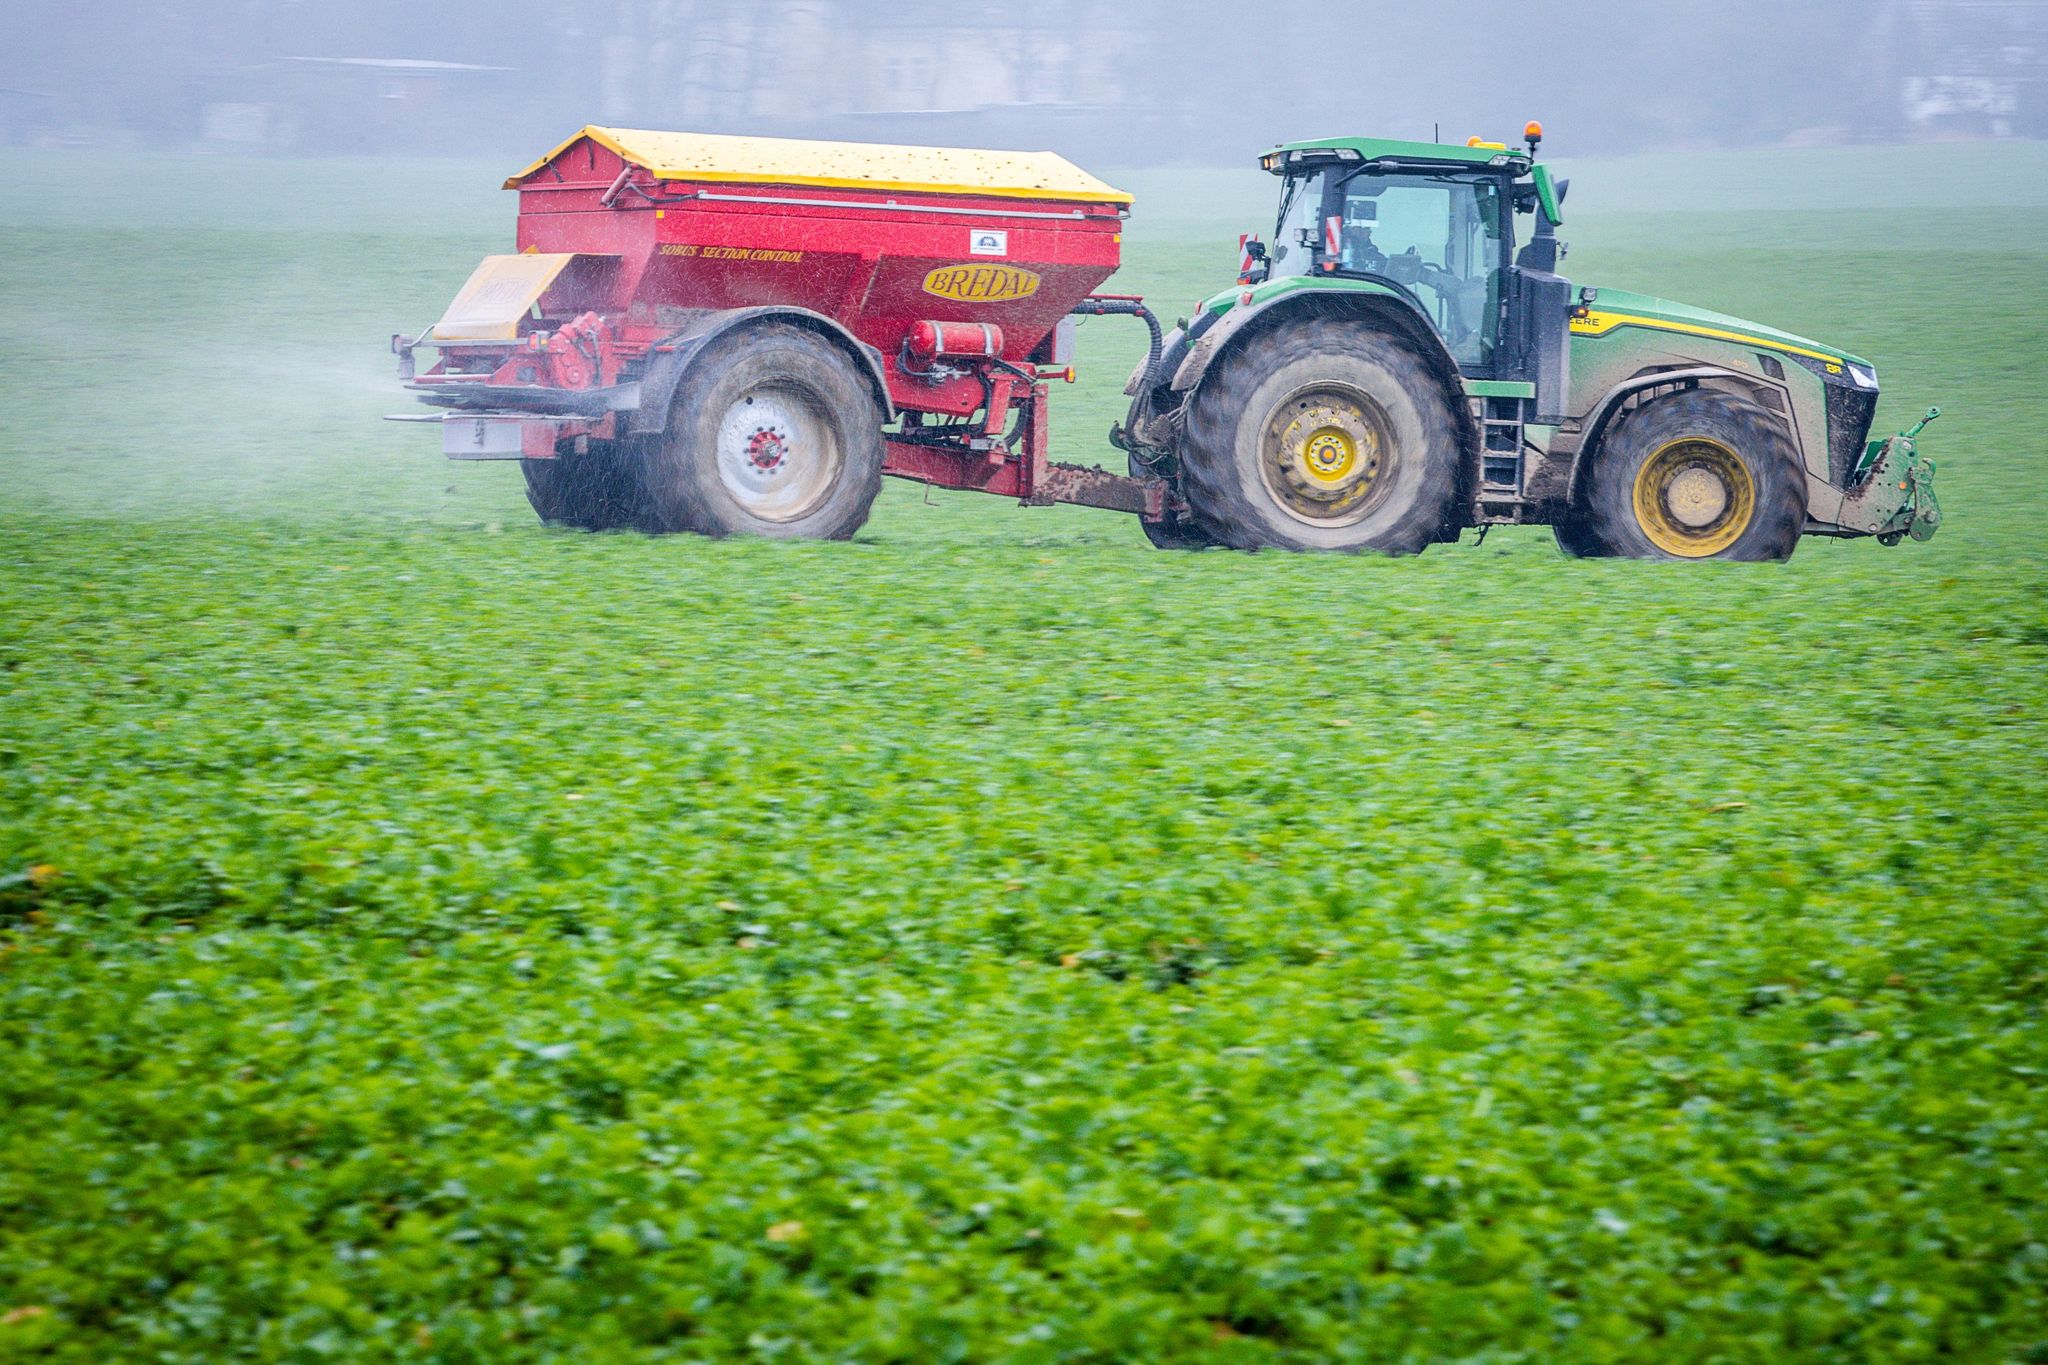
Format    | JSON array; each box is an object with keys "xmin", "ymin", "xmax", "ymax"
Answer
[{"xmin": 1247, "ymin": 127, "xmax": 1574, "ymax": 421}]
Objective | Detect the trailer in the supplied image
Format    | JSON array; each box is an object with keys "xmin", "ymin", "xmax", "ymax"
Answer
[
  {"xmin": 394, "ymin": 124, "xmax": 1941, "ymax": 558},
  {"xmin": 392, "ymin": 126, "xmax": 1165, "ymax": 539}
]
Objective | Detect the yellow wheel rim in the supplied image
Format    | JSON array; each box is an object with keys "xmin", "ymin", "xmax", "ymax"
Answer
[
  {"xmin": 1302, "ymin": 428, "xmax": 1358, "ymax": 482},
  {"xmin": 1632, "ymin": 438, "xmax": 1756, "ymax": 557},
  {"xmin": 1262, "ymin": 386, "xmax": 1392, "ymax": 526}
]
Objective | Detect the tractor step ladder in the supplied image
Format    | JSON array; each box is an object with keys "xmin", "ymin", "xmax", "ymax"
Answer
[{"xmin": 1478, "ymin": 397, "xmax": 1527, "ymax": 496}]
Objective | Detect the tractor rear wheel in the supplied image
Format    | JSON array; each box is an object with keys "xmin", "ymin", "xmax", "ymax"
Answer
[
  {"xmin": 1176, "ymin": 319, "xmax": 1461, "ymax": 553},
  {"xmin": 1580, "ymin": 389, "xmax": 1806, "ymax": 561},
  {"xmin": 642, "ymin": 323, "xmax": 884, "ymax": 540},
  {"xmin": 523, "ymin": 441, "xmax": 656, "ymax": 532},
  {"xmin": 1128, "ymin": 451, "xmax": 1217, "ymax": 549}
]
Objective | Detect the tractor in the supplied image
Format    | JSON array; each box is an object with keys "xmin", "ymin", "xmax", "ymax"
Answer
[{"xmin": 1121, "ymin": 123, "xmax": 1943, "ymax": 558}]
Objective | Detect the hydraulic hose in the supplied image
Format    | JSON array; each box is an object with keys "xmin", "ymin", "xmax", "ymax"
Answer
[{"xmin": 1071, "ymin": 296, "xmax": 1164, "ymax": 394}]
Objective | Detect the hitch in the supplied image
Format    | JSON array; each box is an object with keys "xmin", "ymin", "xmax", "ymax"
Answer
[
  {"xmin": 1904, "ymin": 406, "xmax": 1942, "ymax": 441},
  {"xmin": 1873, "ymin": 408, "xmax": 1945, "ymax": 546}
]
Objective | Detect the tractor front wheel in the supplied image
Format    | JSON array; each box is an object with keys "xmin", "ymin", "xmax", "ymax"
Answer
[
  {"xmin": 642, "ymin": 323, "xmax": 884, "ymax": 540},
  {"xmin": 1176, "ymin": 319, "xmax": 1461, "ymax": 553},
  {"xmin": 1550, "ymin": 510, "xmax": 1611, "ymax": 559},
  {"xmin": 1579, "ymin": 389, "xmax": 1806, "ymax": 561}
]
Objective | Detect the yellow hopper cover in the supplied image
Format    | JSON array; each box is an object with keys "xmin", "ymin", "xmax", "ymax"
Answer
[
  {"xmin": 508, "ymin": 126, "xmax": 1133, "ymax": 206},
  {"xmin": 431, "ymin": 253, "xmax": 577, "ymax": 342}
]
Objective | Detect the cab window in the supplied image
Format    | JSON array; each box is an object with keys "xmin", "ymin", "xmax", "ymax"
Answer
[{"xmin": 1321, "ymin": 172, "xmax": 1505, "ymax": 367}]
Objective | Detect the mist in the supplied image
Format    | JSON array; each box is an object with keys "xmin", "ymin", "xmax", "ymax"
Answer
[{"xmin": 3, "ymin": 1, "xmax": 2044, "ymax": 165}]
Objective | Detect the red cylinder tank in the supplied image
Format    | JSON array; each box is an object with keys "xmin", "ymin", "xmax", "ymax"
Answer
[{"xmin": 907, "ymin": 320, "xmax": 1007, "ymax": 363}]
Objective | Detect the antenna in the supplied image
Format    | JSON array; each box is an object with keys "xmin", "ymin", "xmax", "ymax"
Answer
[{"xmin": 1434, "ymin": 122, "xmax": 1441, "ymax": 144}]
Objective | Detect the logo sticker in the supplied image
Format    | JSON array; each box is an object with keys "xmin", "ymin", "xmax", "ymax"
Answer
[
  {"xmin": 660, "ymin": 244, "xmax": 803, "ymax": 263},
  {"xmin": 923, "ymin": 263, "xmax": 1040, "ymax": 304},
  {"xmin": 970, "ymin": 229, "xmax": 1009, "ymax": 257}
]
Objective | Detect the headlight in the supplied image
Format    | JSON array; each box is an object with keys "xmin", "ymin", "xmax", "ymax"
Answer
[{"xmin": 1849, "ymin": 362, "xmax": 1879, "ymax": 391}]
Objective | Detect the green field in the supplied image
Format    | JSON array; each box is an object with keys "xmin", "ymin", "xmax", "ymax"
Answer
[{"xmin": 3, "ymin": 144, "xmax": 2046, "ymax": 1362}]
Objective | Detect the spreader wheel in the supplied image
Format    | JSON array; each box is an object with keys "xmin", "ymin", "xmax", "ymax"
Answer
[
  {"xmin": 1580, "ymin": 389, "xmax": 1806, "ymax": 561},
  {"xmin": 1176, "ymin": 319, "xmax": 1461, "ymax": 553},
  {"xmin": 522, "ymin": 441, "xmax": 656, "ymax": 532},
  {"xmin": 643, "ymin": 323, "xmax": 884, "ymax": 540}
]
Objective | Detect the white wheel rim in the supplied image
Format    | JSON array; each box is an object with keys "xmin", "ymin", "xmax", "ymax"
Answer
[{"xmin": 714, "ymin": 382, "xmax": 843, "ymax": 522}]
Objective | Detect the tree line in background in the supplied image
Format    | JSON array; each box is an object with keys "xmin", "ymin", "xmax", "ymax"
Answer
[{"xmin": 1, "ymin": 0, "xmax": 2042, "ymax": 161}]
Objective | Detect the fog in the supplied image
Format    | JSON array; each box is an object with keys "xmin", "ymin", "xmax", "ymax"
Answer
[{"xmin": 3, "ymin": 0, "xmax": 2044, "ymax": 166}]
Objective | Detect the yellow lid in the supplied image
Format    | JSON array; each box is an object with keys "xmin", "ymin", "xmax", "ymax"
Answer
[
  {"xmin": 508, "ymin": 125, "xmax": 1132, "ymax": 206},
  {"xmin": 431, "ymin": 253, "xmax": 576, "ymax": 341}
]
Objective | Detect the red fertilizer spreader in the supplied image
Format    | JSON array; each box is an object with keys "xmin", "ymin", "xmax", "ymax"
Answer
[{"xmin": 393, "ymin": 126, "xmax": 1166, "ymax": 536}]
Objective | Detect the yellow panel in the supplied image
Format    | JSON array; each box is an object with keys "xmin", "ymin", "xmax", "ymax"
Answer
[
  {"xmin": 431, "ymin": 254, "xmax": 576, "ymax": 342},
  {"xmin": 1571, "ymin": 310, "xmax": 1844, "ymax": 367},
  {"xmin": 506, "ymin": 126, "xmax": 1133, "ymax": 206}
]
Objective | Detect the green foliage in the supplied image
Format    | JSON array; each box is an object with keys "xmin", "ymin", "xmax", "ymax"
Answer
[{"xmin": 2, "ymin": 146, "xmax": 2046, "ymax": 1361}]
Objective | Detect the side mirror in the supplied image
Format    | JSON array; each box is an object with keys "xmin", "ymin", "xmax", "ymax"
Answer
[
  {"xmin": 1239, "ymin": 235, "xmax": 1270, "ymax": 285},
  {"xmin": 1515, "ymin": 181, "xmax": 1568, "ymax": 218}
]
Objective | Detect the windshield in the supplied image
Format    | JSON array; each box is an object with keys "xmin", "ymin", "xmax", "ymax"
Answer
[{"xmin": 1271, "ymin": 168, "xmax": 1507, "ymax": 367}]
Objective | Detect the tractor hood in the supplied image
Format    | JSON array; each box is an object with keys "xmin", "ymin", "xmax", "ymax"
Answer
[
  {"xmin": 1576, "ymin": 287, "xmax": 1873, "ymax": 375},
  {"xmin": 1196, "ymin": 279, "xmax": 1875, "ymax": 381}
]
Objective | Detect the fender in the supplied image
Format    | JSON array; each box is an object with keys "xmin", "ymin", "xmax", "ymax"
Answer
[
  {"xmin": 1163, "ymin": 283, "xmax": 1482, "ymax": 475},
  {"xmin": 1563, "ymin": 365, "xmax": 1793, "ymax": 505},
  {"xmin": 628, "ymin": 305, "xmax": 894, "ymax": 438},
  {"xmin": 1169, "ymin": 279, "xmax": 1452, "ymax": 396}
]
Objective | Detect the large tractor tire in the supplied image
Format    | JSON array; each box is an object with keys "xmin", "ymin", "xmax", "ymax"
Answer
[
  {"xmin": 1127, "ymin": 451, "xmax": 1218, "ymax": 550},
  {"xmin": 1577, "ymin": 389, "xmax": 1806, "ymax": 562},
  {"xmin": 1550, "ymin": 510, "xmax": 1611, "ymax": 559},
  {"xmin": 522, "ymin": 441, "xmax": 656, "ymax": 532},
  {"xmin": 1176, "ymin": 319, "xmax": 1461, "ymax": 553},
  {"xmin": 641, "ymin": 323, "xmax": 884, "ymax": 541}
]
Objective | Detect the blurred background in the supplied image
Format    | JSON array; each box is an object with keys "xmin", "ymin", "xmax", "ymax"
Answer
[{"xmin": 3, "ymin": 0, "xmax": 2045, "ymax": 164}]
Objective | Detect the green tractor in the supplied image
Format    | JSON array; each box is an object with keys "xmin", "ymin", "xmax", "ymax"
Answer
[{"xmin": 1122, "ymin": 125, "xmax": 1943, "ymax": 558}]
